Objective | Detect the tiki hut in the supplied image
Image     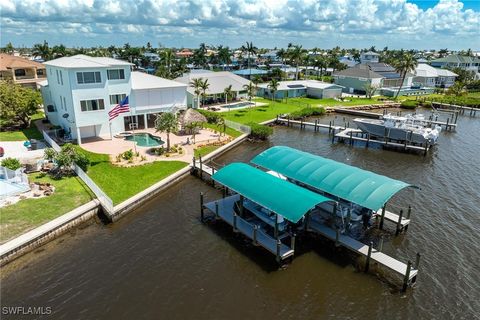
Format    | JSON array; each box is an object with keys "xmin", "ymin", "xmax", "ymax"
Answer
[{"xmin": 178, "ymin": 108, "xmax": 207, "ymax": 134}]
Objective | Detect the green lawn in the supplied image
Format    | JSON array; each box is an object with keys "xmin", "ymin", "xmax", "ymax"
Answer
[
  {"xmin": 0, "ymin": 173, "xmax": 94, "ymax": 243},
  {"xmin": 194, "ymin": 145, "xmax": 221, "ymax": 159},
  {"xmin": 76, "ymin": 148, "xmax": 188, "ymax": 205},
  {"xmin": 0, "ymin": 113, "xmax": 45, "ymax": 141},
  {"xmin": 202, "ymin": 122, "xmax": 242, "ymax": 138},
  {"xmin": 288, "ymin": 96, "xmax": 386, "ymax": 107}
]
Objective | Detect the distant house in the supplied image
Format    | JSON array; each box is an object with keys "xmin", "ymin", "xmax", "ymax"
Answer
[
  {"xmin": 260, "ymin": 50, "xmax": 280, "ymax": 63},
  {"xmin": 257, "ymin": 80, "xmax": 343, "ymax": 99},
  {"xmin": 360, "ymin": 51, "xmax": 380, "ymax": 64},
  {"xmin": 175, "ymin": 49, "xmax": 194, "ymax": 58},
  {"xmin": 232, "ymin": 68, "xmax": 269, "ymax": 79},
  {"xmin": 40, "ymin": 55, "xmax": 187, "ymax": 143},
  {"xmin": 414, "ymin": 64, "xmax": 457, "ymax": 88},
  {"xmin": 430, "ymin": 54, "xmax": 480, "ymax": 79},
  {"xmin": 142, "ymin": 52, "xmax": 160, "ymax": 62},
  {"xmin": 339, "ymin": 55, "xmax": 358, "ymax": 67},
  {"xmin": 333, "ymin": 63, "xmax": 414, "ymax": 94},
  {"xmin": 0, "ymin": 54, "xmax": 47, "ymax": 88},
  {"xmin": 175, "ymin": 71, "xmax": 251, "ymax": 108}
]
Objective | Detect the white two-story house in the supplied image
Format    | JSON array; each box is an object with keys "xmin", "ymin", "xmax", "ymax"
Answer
[{"xmin": 40, "ymin": 55, "xmax": 187, "ymax": 144}]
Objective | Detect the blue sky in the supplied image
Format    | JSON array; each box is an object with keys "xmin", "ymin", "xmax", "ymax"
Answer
[{"xmin": 1, "ymin": 0, "xmax": 479, "ymax": 50}]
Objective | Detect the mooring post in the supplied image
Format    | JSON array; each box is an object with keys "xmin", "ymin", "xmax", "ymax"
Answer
[
  {"xmin": 446, "ymin": 117, "xmax": 450, "ymax": 131},
  {"xmin": 454, "ymin": 111, "xmax": 459, "ymax": 124},
  {"xmin": 225, "ymin": 187, "xmax": 229, "ymax": 196},
  {"xmin": 402, "ymin": 260, "xmax": 412, "ymax": 292},
  {"xmin": 349, "ymin": 130, "xmax": 353, "ymax": 146},
  {"xmin": 424, "ymin": 142, "xmax": 428, "ymax": 156},
  {"xmin": 199, "ymin": 155, "xmax": 203, "ymax": 180},
  {"xmin": 239, "ymin": 195, "xmax": 244, "ymax": 216},
  {"xmin": 366, "ymin": 133, "xmax": 370, "ymax": 148},
  {"xmin": 329, "ymin": 120, "xmax": 332, "ymax": 134},
  {"xmin": 396, "ymin": 209, "xmax": 404, "ymax": 236},
  {"xmin": 274, "ymin": 213, "xmax": 279, "ymax": 239},
  {"xmin": 335, "ymin": 227, "xmax": 340, "ymax": 247},
  {"xmin": 331, "ymin": 129, "xmax": 336, "ymax": 143},
  {"xmin": 276, "ymin": 239, "xmax": 282, "ymax": 264},
  {"xmin": 233, "ymin": 210, "xmax": 238, "ymax": 232},
  {"xmin": 413, "ymin": 252, "xmax": 422, "ymax": 270},
  {"xmin": 365, "ymin": 241, "xmax": 373, "ymax": 273},
  {"xmin": 192, "ymin": 156, "xmax": 196, "ymax": 173},
  {"xmin": 291, "ymin": 233, "xmax": 296, "ymax": 252},
  {"xmin": 305, "ymin": 212, "xmax": 310, "ymax": 231},
  {"xmin": 214, "ymin": 201, "xmax": 220, "ymax": 219},
  {"xmin": 379, "ymin": 205, "xmax": 386, "ymax": 230},
  {"xmin": 211, "ymin": 167, "xmax": 215, "ymax": 187},
  {"xmin": 379, "ymin": 235, "xmax": 384, "ymax": 252},
  {"xmin": 314, "ymin": 119, "xmax": 318, "ymax": 132},
  {"xmin": 200, "ymin": 192, "xmax": 204, "ymax": 222},
  {"xmin": 253, "ymin": 225, "xmax": 258, "ymax": 245},
  {"xmin": 222, "ymin": 186, "xmax": 226, "ymax": 198}
]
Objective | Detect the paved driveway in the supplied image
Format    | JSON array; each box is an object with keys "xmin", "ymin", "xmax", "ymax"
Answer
[{"xmin": 0, "ymin": 141, "xmax": 46, "ymax": 163}]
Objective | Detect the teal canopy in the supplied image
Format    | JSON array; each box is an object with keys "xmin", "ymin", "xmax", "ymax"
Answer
[
  {"xmin": 251, "ymin": 146, "xmax": 416, "ymax": 211},
  {"xmin": 211, "ymin": 162, "xmax": 334, "ymax": 223}
]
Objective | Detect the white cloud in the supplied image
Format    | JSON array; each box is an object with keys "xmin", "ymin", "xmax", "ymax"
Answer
[{"xmin": 0, "ymin": 0, "xmax": 478, "ymax": 49}]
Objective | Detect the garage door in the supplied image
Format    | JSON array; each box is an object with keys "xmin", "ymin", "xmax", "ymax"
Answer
[
  {"xmin": 323, "ymin": 89, "xmax": 341, "ymax": 99},
  {"xmin": 79, "ymin": 125, "xmax": 96, "ymax": 138}
]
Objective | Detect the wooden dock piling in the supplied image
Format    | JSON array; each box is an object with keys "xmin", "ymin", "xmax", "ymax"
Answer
[
  {"xmin": 402, "ymin": 260, "xmax": 413, "ymax": 292},
  {"xmin": 365, "ymin": 241, "xmax": 373, "ymax": 272},
  {"xmin": 379, "ymin": 205, "xmax": 386, "ymax": 230},
  {"xmin": 396, "ymin": 209, "xmax": 404, "ymax": 235},
  {"xmin": 415, "ymin": 252, "xmax": 421, "ymax": 269},
  {"xmin": 200, "ymin": 192, "xmax": 204, "ymax": 222},
  {"xmin": 379, "ymin": 235, "xmax": 384, "ymax": 252}
]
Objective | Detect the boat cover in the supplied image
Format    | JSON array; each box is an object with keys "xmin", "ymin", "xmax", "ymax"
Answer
[
  {"xmin": 211, "ymin": 162, "xmax": 334, "ymax": 223},
  {"xmin": 251, "ymin": 146, "xmax": 417, "ymax": 211}
]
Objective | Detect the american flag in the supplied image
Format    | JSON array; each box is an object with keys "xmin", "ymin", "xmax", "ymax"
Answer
[{"xmin": 108, "ymin": 96, "xmax": 129, "ymax": 121}]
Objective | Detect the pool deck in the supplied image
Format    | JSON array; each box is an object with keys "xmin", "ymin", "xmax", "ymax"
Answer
[{"xmin": 80, "ymin": 128, "xmax": 230, "ymax": 163}]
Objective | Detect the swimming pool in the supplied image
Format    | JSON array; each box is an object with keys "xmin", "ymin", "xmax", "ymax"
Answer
[
  {"xmin": 125, "ymin": 133, "xmax": 164, "ymax": 147},
  {"xmin": 227, "ymin": 101, "xmax": 254, "ymax": 108}
]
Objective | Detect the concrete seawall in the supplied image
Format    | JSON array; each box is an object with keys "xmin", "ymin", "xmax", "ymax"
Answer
[{"xmin": 0, "ymin": 200, "xmax": 100, "ymax": 266}]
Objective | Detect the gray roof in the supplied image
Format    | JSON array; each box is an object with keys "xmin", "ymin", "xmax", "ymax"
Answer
[
  {"xmin": 431, "ymin": 54, "xmax": 480, "ymax": 64},
  {"xmin": 175, "ymin": 71, "xmax": 251, "ymax": 95},
  {"xmin": 362, "ymin": 51, "xmax": 380, "ymax": 56},
  {"xmin": 258, "ymin": 80, "xmax": 343, "ymax": 91},
  {"xmin": 333, "ymin": 64, "xmax": 383, "ymax": 79},
  {"xmin": 366, "ymin": 62, "xmax": 395, "ymax": 73}
]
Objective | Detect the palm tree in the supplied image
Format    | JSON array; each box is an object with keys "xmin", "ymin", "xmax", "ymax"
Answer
[
  {"xmin": 287, "ymin": 45, "xmax": 305, "ymax": 80},
  {"xmin": 393, "ymin": 53, "xmax": 418, "ymax": 99},
  {"xmin": 200, "ymin": 78, "xmax": 210, "ymax": 107},
  {"xmin": 52, "ymin": 44, "xmax": 67, "ymax": 58},
  {"xmin": 223, "ymin": 84, "xmax": 233, "ymax": 105},
  {"xmin": 216, "ymin": 117, "xmax": 226, "ymax": 137},
  {"xmin": 161, "ymin": 49, "xmax": 174, "ymax": 76},
  {"xmin": 32, "ymin": 40, "xmax": 52, "ymax": 61},
  {"xmin": 276, "ymin": 48, "xmax": 287, "ymax": 79},
  {"xmin": 189, "ymin": 78, "xmax": 203, "ymax": 108},
  {"xmin": 243, "ymin": 82, "xmax": 256, "ymax": 106},
  {"xmin": 314, "ymin": 56, "xmax": 328, "ymax": 79},
  {"xmin": 217, "ymin": 46, "xmax": 231, "ymax": 70},
  {"xmin": 240, "ymin": 41, "xmax": 258, "ymax": 78},
  {"xmin": 155, "ymin": 112, "xmax": 177, "ymax": 151},
  {"xmin": 267, "ymin": 78, "xmax": 279, "ymax": 105}
]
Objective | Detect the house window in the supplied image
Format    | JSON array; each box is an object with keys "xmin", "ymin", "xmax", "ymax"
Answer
[
  {"xmin": 107, "ymin": 69, "xmax": 125, "ymax": 80},
  {"xmin": 109, "ymin": 94, "xmax": 127, "ymax": 105},
  {"xmin": 37, "ymin": 69, "xmax": 45, "ymax": 76},
  {"xmin": 14, "ymin": 69, "xmax": 26, "ymax": 77},
  {"xmin": 46, "ymin": 105, "xmax": 56, "ymax": 112},
  {"xmin": 76, "ymin": 71, "xmax": 101, "ymax": 84},
  {"xmin": 80, "ymin": 99, "xmax": 105, "ymax": 112}
]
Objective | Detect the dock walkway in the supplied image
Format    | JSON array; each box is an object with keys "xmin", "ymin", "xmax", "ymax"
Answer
[
  {"xmin": 276, "ymin": 117, "xmax": 345, "ymax": 132},
  {"xmin": 309, "ymin": 219, "xmax": 418, "ymax": 283},
  {"xmin": 203, "ymin": 195, "xmax": 295, "ymax": 260},
  {"xmin": 335, "ymin": 128, "xmax": 431, "ymax": 155}
]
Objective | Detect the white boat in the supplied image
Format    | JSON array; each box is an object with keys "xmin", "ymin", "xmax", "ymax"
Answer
[{"xmin": 353, "ymin": 113, "xmax": 441, "ymax": 145}]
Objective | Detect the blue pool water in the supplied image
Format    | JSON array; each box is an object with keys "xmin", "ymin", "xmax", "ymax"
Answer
[{"xmin": 125, "ymin": 133, "xmax": 164, "ymax": 147}]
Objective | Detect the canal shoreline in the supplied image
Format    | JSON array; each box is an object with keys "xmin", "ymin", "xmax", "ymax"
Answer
[{"xmin": 0, "ymin": 132, "xmax": 250, "ymax": 266}]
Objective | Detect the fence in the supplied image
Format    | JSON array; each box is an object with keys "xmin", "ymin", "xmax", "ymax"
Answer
[
  {"xmin": 225, "ymin": 120, "xmax": 251, "ymax": 134},
  {"xmin": 42, "ymin": 130, "xmax": 114, "ymax": 215}
]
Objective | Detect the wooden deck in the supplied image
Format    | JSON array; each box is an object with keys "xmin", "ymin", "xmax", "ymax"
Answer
[
  {"xmin": 309, "ymin": 219, "xmax": 418, "ymax": 281},
  {"xmin": 335, "ymin": 128, "xmax": 431, "ymax": 154},
  {"xmin": 276, "ymin": 117, "xmax": 344, "ymax": 131},
  {"xmin": 373, "ymin": 208, "xmax": 410, "ymax": 228},
  {"xmin": 203, "ymin": 195, "xmax": 295, "ymax": 260}
]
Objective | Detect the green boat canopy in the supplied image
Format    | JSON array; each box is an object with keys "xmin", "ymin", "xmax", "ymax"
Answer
[
  {"xmin": 251, "ymin": 146, "xmax": 416, "ymax": 211},
  {"xmin": 211, "ymin": 162, "xmax": 334, "ymax": 223}
]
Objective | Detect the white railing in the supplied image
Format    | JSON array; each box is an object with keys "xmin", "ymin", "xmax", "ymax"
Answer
[
  {"xmin": 42, "ymin": 130, "xmax": 114, "ymax": 215},
  {"xmin": 225, "ymin": 120, "xmax": 251, "ymax": 134},
  {"xmin": 42, "ymin": 130, "xmax": 61, "ymax": 151},
  {"xmin": 73, "ymin": 164, "xmax": 114, "ymax": 214}
]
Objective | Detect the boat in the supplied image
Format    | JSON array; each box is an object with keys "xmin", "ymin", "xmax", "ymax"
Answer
[{"xmin": 353, "ymin": 113, "xmax": 441, "ymax": 145}]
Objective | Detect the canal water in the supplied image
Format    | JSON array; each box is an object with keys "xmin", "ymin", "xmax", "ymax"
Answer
[{"xmin": 2, "ymin": 110, "xmax": 479, "ymax": 319}]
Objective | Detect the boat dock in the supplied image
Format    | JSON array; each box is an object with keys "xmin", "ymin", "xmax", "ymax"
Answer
[
  {"xmin": 432, "ymin": 102, "xmax": 478, "ymax": 117},
  {"xmin": 334, "ymin": 128, "xmax": 431, "ymax": 155},
  {"xmin": 308, "ymin": 218, "xmax": 418, "ymax": 290},
  {"xmin": 335, "ymin": 108, "xmax": 457, "ymax": 130},
  {"xmin": 276, "ymin": 116, "xmax": 345, "ymax": 132},
  {"xmin": 202, "ymin": 194, "xmax": 295, "ymax": 261}
]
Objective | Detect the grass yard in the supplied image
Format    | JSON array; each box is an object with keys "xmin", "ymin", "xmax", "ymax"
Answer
[
  {"xmin": 288, "ymin": 96, "xmax": 387, "ymax": 107},
  {"xmin": 202, "ymin": 122, "xmax": 243, "ymax": 138},
  {"xmin": 194, "ymin": 145, "xmax": 221, "ymax": 159},
  {"xmin": 0, "ymin": 173, "xmax": 94, "ymax": 243},
  {"xmin": 76, "ymin": 148, "xmax": 188, "ymax": 205},
  {"xmin": 0, "ymin": 113, "xmax": 45, "ymax": 141}
]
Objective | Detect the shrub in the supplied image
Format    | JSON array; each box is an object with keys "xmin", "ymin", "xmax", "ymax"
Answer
[
  {"xmin": 122, "ymin": 149, "xmax": 134, "ymax": 160},
  {"xmin": 289, "ymin": 107, "xmax": 326, "ymax": 120},
  {"xmin": 75, "ymin": 153, "xmax": 90, "ymax": 171},
  {"xmin": 151, "ymin": 147, "xmax": 165, "ymax": 156},
  {"xmin": 247, "ymin": 122, "xmax": 273, "ymax": 140},
  {"xmin": 43, "ymin": 143, "xmax": 90, "ymax": 176},
  {"xmin": 1, "ymin": 157, "xmax": 21, "ymax": 170},
  {"xmin": 198, "ymin": 109, "xmax": 223, "ymax": 124},
  {"xmin": 400, "ymin": 100, "xmax": 419, "ymax": 109},
  {"xmin": 420, "ymin": 101, "xmax": 432, "ymax": 108}
]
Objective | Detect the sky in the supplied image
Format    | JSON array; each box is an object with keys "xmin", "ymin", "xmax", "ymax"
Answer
[{"xmin": 1, "ymin": 0, "xmax": 479, "ymax": 50}]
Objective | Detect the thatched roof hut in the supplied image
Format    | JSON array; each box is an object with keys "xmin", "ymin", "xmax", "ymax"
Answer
[{"xmin": 178, "ymin": 108, "xmax": 207, "ymax": 134}]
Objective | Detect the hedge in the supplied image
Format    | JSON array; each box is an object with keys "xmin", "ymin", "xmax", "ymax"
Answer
[
  {"xmin": 289, "ymin": 107, "xmax": 326, "ymax": 120},
  {"xmin": 247, "ymin": 122, "xmax": 273, "ymax": 140}
]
